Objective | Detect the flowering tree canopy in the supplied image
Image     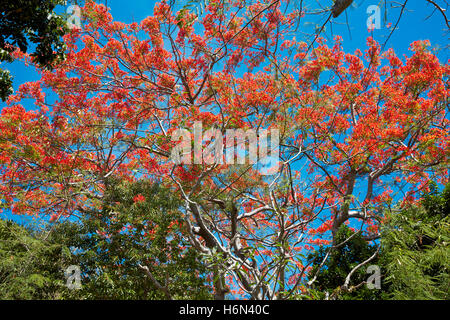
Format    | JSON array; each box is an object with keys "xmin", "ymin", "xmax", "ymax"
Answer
[{"xmin": 0, "ymin": 0, "xmax": 448, "ymax": 299}]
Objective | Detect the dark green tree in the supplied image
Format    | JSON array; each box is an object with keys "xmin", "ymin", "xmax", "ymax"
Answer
[
  {"xmin": 0, "ymin": 0, "xmax": 68, "ymax": 101},
  {"xmin": 381, "ymin": 183, "xmax": 450, "ymax": 299},
  {"xmin": 306, "ymin": 182, "xmax": 450, "ymax": 300},
  {"xmin": 307, "ymin": 225, "xmax": 383, "ymax": 300},
  {"xmin": 0, "ymin": 179, "xmax": 213, "ymax": 299},
  {"xmin": 65, "ymin": 178, "xmax": 213, "ymax": 300},
  {"xmin": 0, "ymin": 218, "xmax": 76, "ymax": 299}
]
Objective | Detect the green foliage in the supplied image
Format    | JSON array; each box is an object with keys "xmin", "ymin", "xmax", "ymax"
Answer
[
  {"xmin": 421, "ymin": 181, "xmax": 450, "ymax": 220},
  {"xmin": 66, "ymin": 178, "xmax": 213, "ymax": 300},
  {"xmin": 0, "ymin": 0, "xmax": 68, "ymax": 101},
  {"xmin": 304, "ymin": 183, "xmax": 450, "ymax": 300},
  {"xmin": 0, "ymin": 219, "xmax": 76, "ymax": 299},
  {"xmin": 0, "ymin": 179, "xmax": 213, "ymax": 299},
  {"xmin": 0, "ymin": 68, "xmax": 13, "ymax": 101},
  {"xmin": 381, "ymin": 183, "xmax": 450, "ymax": 300},
  {"xmin": 307, "ymin": 225, "xmax": 383, "ymax": 299},
  {"xmin": 180, "ymin": 0, "xmax": 209, "ymax": 17}
]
